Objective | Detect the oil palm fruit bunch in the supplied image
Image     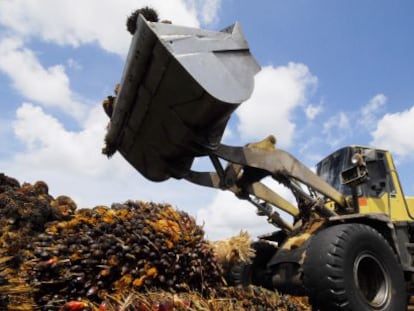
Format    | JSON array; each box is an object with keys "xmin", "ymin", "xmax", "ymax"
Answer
[
  {"xmin": 29, "ymin": 201, "xmax": 223, "ymax": 308},
  {"xmin": 0, "ymin": 173, "xmax": 311, "ymax": 311},
  {"xmin": 0, "ymin": 173, "xmax": 76, "ymax": 310},
  {"xmin": 126, "ymin": 6, "xmax": 159, "ymax": 35}
]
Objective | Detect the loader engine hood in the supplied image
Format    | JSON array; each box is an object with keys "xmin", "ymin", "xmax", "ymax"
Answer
[{"xmin": 104, "ymin": 16, "xmax": 260, "ymax": 181}]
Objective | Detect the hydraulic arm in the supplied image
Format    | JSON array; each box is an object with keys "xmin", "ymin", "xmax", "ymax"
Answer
[{"xmin": 184, "ymin": 136, "xmax": 348, "ymax": 232}]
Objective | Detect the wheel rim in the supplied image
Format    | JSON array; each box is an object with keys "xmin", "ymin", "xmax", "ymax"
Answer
[{"xmin": 353, "ymin": 252, "xmax": 391, "ymax": 309}]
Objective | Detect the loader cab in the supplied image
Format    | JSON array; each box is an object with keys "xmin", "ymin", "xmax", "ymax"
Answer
[
  {"xmin": 316, "ymin": 146, "xmax": 395, "ymax": 198},
  {"xmin": 316, "ymin": 146, "xmax": 413, "ymax": 220}
]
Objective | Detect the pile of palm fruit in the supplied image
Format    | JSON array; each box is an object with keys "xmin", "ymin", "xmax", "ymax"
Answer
[
  {"xmin": 0, "ymin": 173, "xmax": 77, "ymax": 310},
  {"xmin": 0, "ymin": 173, "xmax": 310, "ymax": 310}
]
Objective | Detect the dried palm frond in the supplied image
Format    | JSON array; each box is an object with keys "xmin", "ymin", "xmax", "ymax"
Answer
[{"xmin": 211, "ymin": 231, "xmax": 256, "ymax": 266}]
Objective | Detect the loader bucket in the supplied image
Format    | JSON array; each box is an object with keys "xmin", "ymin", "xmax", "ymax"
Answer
[{"xmin": 104, "ymin": 15, "xmax": 260, "ymax": 181}]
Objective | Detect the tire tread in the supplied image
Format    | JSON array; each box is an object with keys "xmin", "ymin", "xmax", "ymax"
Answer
[{"xmin": 303, "ymin": 223, "xmax": 406, "ymax": 311}]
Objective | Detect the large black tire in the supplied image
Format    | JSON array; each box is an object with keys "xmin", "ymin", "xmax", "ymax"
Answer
[
  {"xmin": 227, "ymin": 241, "xmax": 276, "ymax": 288},
  {"xmin": 303, "ymin": 224, "xmax": 407, "ymax": 311}
]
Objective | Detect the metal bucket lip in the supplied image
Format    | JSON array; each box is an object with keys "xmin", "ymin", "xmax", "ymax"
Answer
[{"xmin": 106, "ymin": 15, "xmax": 259, "ymax": 147}]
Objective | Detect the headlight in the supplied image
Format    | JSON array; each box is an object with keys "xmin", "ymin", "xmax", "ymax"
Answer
[{"xmin": 351, "ymin": 153, "xmax": 363, "ymax": 165}]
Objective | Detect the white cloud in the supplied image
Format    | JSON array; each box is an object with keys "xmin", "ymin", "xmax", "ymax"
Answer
[
  {"xmin": 371, "ymin": 105, "xmax": 414, "ymax": 158},
  {"xmin": 322, "ymin": 112, "xmax": 351, "ymax": 147},
  {"xmin": 0, "ymin": 37, "xmax": 86, "ymax": 120},
  {"xmin": 360, "ymin": 94, "xmax": 387, "ymax": 129},
  {"xmin": 186, "ymin": 0, "xmax": 221, "ymax": 24},
  {"xmin": 197, "ymin": 179, "xmax": 295, "ymax": 240},
  {"xmin": 200, "ymin": 0, "xmax": 220, "ymax": 24},
  {"xmin": 236, "ymin": 63, "xmax": 317, "ymax": 147},
  {"xmin": 304, "ymin": 103, "xmax": 323, "ymax": 120},
  {"xmin": 66, "ymin": 58, "xmax": 82, "ymax": 70},
  {"xmin": 4, "ymin": 102, "xmax": 215, "ymax": 212},
  {"xmin": 12, "ymin": 103, "xmax": 115, "ymax": 176},
  {"xmin": 197, "ymin": 191, "xmax": 277, "ymax": 241},
  {"xmin": 0, "ymin": 1, "xmax": 222, "ymax": 120},
  {"xmin": 298, "ymin": 137, "xmax": 325, "ymax": 164},
  {"xmin": 0, "ymin": 0, "xmax": 220, "ymax": 56}
]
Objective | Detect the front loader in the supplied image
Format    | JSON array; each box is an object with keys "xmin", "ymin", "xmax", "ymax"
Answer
[{"xmin": 103, "ymin": 15, "xmax": 414, "ymax": 311}]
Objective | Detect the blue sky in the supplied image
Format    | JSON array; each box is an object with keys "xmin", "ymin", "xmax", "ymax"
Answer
[{"xmin": 0, "ymin": 1, "xmax": 413, "ymax": 239}]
